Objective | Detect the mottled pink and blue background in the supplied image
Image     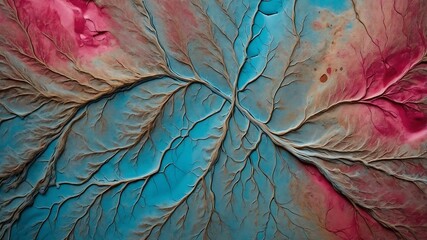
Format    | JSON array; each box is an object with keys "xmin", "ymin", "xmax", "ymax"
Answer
[{"xmin": 0, "ymin": 0, "xmax": 426, "ymax": 239}]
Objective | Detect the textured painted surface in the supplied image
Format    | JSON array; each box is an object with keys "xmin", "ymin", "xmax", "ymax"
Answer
[{"xmin": 0, "ymin": 0, "xmax": 426, "ymax": 239}]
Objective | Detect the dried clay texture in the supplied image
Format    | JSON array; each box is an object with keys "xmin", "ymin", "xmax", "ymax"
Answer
[{"xmin": 0, "ymin": 0, "xmax": 426, "ymax": 239}]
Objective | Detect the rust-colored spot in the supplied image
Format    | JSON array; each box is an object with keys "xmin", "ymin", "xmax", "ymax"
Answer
[
  {"xmin": 320, "ymin": 74, "xmax": 328, "ymax": 83},
  {"xmin": 327, "ymin": 67, "xmax": 332, "ymax": 74}
]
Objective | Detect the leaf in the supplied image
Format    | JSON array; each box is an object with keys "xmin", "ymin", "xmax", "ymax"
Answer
[{"xmin": 0, "ymin": 0, "xmax": 426, "ymax": 239}]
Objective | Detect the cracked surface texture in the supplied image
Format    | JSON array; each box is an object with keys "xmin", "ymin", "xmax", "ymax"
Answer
[{"xmin": 0, "ymin": 0, "xmax": 426, "ymax": 239}]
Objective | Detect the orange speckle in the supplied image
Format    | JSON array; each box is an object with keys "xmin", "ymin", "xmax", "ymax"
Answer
[
  {"xmin": 312, "ymin": 21, "xmax": 323, "ymax": 30},
  {"xmin": 320, "ymin": 74, "xmax": 328, "ymax": 83}
]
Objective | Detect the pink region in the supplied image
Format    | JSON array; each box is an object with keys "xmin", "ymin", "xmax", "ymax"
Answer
[
  {"xmin": 13, "ymin": 0, "xmax": 116, "ymax": 62},
  {"xmin": 359, "ymin": 57, "xmax": 427, "ymax": 142},
  {"xmin": 301, "ymin": 164, "xmax": 394, "ymax": 239},
  {"xmin": 371, "ymin": 98, "xmax": 427, "ymax": 134},
  {"xmin": 332, "ymin": 37, "xmax": 426, "ymax": 144},
  {"xmin": 363, "ymin": 48, "xmax": 424, "ymax": 99}
]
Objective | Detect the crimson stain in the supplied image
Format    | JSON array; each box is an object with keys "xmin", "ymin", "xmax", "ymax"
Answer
[
  {"xmin": 302, "ymin": 164, "xmax": 396, "ymax": 239},
  {"xmin": 371, "ymin": 98, "xmax": 427, "ymax": 134},
  {"xmin": 14, "ymin": 0, "xmax": 115, "ymax": 58},
  {"xmin": 364, "ymin": 48, "xmax": 423, "ymax": 98},
  {"xmin": 334, "ymin": 39, "xmax": 426, "ymax": 141},
  {"xmin": 320, "ymin": 73, "xmax": 328, "ymax": 83}
]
